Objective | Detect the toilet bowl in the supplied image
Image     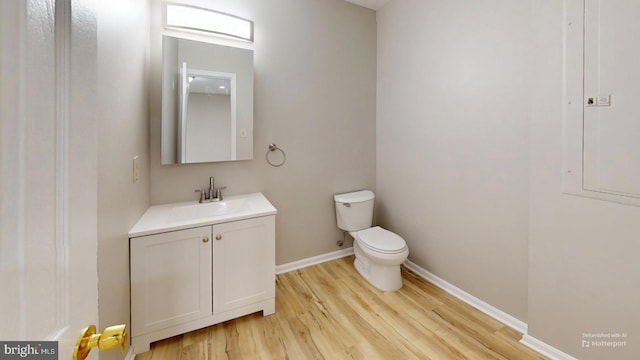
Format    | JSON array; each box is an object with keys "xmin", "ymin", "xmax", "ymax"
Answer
[
  {"xmin": 350, "ymin": 226, "xmax": 409, "ymax": 291},
  {"xmin": 334, "ymin": 190, "xmax": 409, "ymax": 291}
]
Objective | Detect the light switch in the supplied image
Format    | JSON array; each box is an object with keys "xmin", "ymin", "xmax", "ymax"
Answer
[
  {"xmin": 133, "ymin": 156, "xmax": 140, "ymax": 183},
  {"xmin": 240, "ymin": 128, "xmax": 247, "ymax": 138},
  {"xmin": 597, "ymin": 95, "xmax": 611, "ymax": 106}
]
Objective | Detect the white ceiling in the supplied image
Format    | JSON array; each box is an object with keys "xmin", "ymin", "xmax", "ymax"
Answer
[{"xmin": 344, "ymin": 0, "xmax": 391, "ymax": 11}]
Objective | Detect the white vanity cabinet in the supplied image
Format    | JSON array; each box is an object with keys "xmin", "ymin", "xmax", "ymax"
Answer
[{"xmin": 128, "ymin": 193, "xmax": 277, "ymax": 354}]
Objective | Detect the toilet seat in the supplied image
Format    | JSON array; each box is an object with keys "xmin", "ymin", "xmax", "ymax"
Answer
[{"xmin": 356, "ymin": 226, "xmax": 407, "ymax": 254}]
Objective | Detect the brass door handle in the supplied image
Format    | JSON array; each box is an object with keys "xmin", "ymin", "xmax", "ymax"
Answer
[
  {"xmin": 203, "ymin": 237, "xmax": 209, "ymax": 243},
  {"xmin": 216, "ymin": 234, "xmax": 222, "ymax": 240},
  {"xmin": 73, "ymin": 324, "xmax": 127, "ymax": 360}
]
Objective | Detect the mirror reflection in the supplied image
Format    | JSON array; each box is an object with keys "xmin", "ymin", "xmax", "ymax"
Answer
[{"xmin": 162, "ymin": 36, "xmax": 253, "ymax": 164}]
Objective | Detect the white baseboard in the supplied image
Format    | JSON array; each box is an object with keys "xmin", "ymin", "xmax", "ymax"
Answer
[
  {"xmin": 403, "ymin": 260, "xmax": 528, "ymax": 334},
  {"xmin": 123, "ymin": 346, "xmax": 136, "ymax": 360},
  {"xmin": 276, "ymin": 247, "xmax": 354, "ymax": 274},
  {"xmin": 520, "ymin": 335, "xmax": 579, "ymax": 360}
]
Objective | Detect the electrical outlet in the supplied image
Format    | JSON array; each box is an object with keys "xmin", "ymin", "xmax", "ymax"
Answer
[{"xmin": 132, "ymin": 156, "xmax": 140, "ymax": 183}]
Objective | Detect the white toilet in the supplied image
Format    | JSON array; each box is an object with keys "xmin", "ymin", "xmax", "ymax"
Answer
[{"xmin": 334, "ymin": 190, "xmax": 409, "ymax": 291}]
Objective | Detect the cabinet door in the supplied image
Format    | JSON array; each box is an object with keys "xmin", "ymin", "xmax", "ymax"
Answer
[
  {"xmin": 212, "ymin": 216, "xmax": 275, "ymax": 314},
  {"xmin": 130, "ymin": 226, "xmax": 212, "ymax": 335}
]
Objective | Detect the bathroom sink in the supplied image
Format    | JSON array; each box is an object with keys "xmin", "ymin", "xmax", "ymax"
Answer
[
  {"xmin": 167, "ymin": 198, "xmax": 252, "ymax": 223},
  {"xmin": 129, "ymin": 192, "xmax": 277, "ymax": 237}
]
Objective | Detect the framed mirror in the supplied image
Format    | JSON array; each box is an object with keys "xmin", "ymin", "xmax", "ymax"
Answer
[{"xmin": 161, "ymin": 35, "xmax": 253, "ymax": 164}]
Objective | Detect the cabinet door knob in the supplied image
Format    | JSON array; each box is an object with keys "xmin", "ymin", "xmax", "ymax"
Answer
[
  {"xmin": 215, "ymin": 234, "xmax": 222, "ymax": 240},
  {"xmin": 203, "ymin": 237, "xmax": 209, "ymax": 243}
]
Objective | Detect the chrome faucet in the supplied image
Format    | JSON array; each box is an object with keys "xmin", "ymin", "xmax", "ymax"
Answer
[{"xmin": 195, "ymin": 176, "xmax": 226, "ymax": 203}]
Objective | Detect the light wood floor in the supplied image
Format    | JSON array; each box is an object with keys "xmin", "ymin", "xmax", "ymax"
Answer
[{"xmin": 135, "ymin": 256, "xmax": 547, "ymax": 360}]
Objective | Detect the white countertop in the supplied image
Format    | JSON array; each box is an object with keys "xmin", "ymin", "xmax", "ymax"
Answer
[{"xmin": 129, "ymin": 192, "xmax": 277, "ymax": 237}]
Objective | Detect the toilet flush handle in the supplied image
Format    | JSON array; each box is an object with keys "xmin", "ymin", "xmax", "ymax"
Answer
[{"xmin": 343, "ymin": 203, "xmax": 351, "ymax": 208}]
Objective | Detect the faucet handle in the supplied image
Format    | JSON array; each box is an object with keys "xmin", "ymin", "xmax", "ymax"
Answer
[
  {"xmin": 194, "ymin": 189, "xmax": 206, "ymax": 203},
  {"xmin": 214, "ymin": 186, "xmax": 227, "ymax": 200}
]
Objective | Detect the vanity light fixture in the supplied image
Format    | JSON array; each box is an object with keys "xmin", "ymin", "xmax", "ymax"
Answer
[{"xmin": 165, "ymin": 3, "xmax": 254, "ymax": 42}]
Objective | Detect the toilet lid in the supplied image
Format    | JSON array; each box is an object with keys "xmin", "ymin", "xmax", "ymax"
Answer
[{"xmin": 358, "ymin": 226, "xmax": 407, "ymax": 254}]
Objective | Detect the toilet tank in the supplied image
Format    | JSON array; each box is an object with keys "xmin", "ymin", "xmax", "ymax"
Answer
[{"xmin": 334, "ymin": 190, "xmax": 375, "ymax": 231}]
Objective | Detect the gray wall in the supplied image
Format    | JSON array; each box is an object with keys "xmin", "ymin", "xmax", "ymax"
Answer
[
  {"xmin": 97, "ymin": 1, "xmax": 150, "ymax": 359},
  {"xmin": 378, "ymin": 1, "xmax": 639, "ymax": 359},
  {"xmin": 529, "ymin": 1, "xmax": 640, "ymax": 358},
  {"xmin": 149, "ymin": 0, "xmax": 377, "ymax": 264},
  {"xmin": 376, "ymin": 0, "xmax": 530, "ymax": 322}
]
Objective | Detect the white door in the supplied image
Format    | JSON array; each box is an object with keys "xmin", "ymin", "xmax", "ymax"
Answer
[
  {"xmin": 583, "ymin": 0, "xmax": 640, "ymax": 198},
  {"xmin": 0, "ymin": 0, "xmax": 99, "ymax": 359}
]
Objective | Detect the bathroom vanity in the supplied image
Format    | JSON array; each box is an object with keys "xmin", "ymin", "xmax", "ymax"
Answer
[{"xmin": 128, "ymin": 192, "xmax": 276, "ymax": 353}]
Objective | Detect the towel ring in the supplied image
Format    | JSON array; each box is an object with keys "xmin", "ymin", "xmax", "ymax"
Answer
[{"xmin": 266, "ymin": 143, "xmax": 286, "ymax": 167}]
